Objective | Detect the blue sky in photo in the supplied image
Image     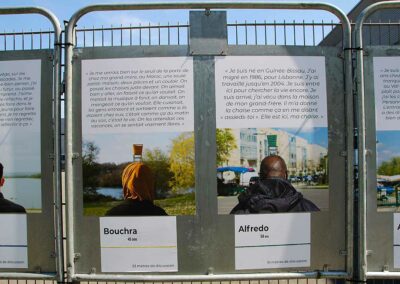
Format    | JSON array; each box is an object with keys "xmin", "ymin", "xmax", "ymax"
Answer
[
  {"xmin": 84, "ymin": 131, "xmax": 184, "ymax": 164},
  {"xmin": 376, "ymin": 131, "xmax": 400, "ymax": 167},
  {"xmin": 280, "ymin": 127, "xmax": 328, "ymax": 148}
]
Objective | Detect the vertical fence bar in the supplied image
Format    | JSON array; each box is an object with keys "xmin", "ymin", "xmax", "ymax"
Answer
[
  {"xmin": 178, "ymin": 21, "xmax": 180, "ymax": 45},
  {"xmin": 111, "ymin": 24, "xmax": 114, "ymax": 46},
  {"xmin": 264, "ymin": 20, "xmax": 267, "ymax": 45},
  {"xmin": 284, "ymin": 20, "xmax": 286, "ymax": 45},
  {"xmin": 130, "ymin": 23, "xmax": 132, "ymax": 45},
  {"xmin": 255, "ymin": 20, "xmax": 257, "ymax": 45},
  {"xmin": 235, "ymin": 20, "xmax": 238, "ymax": 45},
  {"xmin": 245, "ymin": 20, "xmax": 248, "ymax": 45},
  {"xmin": 121, "ymin": 24, "xmax": 123, "ymax": 46},
  {"xmin": 312, "ymin": 20, "xmax": 315, "ymax": 46},
  {"xmin": 293, "ymin": 20, "xmax": 296, "ymax": 45}
]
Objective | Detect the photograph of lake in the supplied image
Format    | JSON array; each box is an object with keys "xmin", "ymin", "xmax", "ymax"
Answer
[
  {"xmin": 82, "ymin": 132, "xmax": 196, "ymax": 216},
  {"xmin": 0, "ymin": 128, "xmax": 42, "ymax": 213}
]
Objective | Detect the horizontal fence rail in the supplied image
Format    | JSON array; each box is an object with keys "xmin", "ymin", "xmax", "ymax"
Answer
[{"xmin": 0, "ymin": 21, "xmax": 399, "ymax": 51}]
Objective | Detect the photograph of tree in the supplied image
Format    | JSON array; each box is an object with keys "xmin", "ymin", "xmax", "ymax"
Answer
[
  {"xmin": 376, "ymin": 130, "xmax": 400, "ymax": 211},
  {"xmin": 82, "ymin": 132, "xmax": 195, "ymax": 216}
]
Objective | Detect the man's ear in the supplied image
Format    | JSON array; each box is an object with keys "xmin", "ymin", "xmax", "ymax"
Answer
[{"xmin": 0, "ymin": 177, "xmax": 4, "ymax": 186}]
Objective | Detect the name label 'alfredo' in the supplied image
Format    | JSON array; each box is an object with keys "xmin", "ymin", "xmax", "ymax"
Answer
[{"xmin": 235, "ymin": 213, "xmax": 311, "ymax": 270}]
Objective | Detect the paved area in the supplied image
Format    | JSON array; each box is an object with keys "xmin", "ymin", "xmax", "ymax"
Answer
[{"xmin": 218, "ymin": 187, "xmax": 329, "ymax": 214}]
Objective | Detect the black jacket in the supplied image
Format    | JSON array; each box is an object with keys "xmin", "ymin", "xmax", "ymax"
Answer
[
  {"xmin": 105, "ymin": 199, "xmax": 168, "ymax": 216},
  {"xmin": 230, "ymin": 178, "xmax": 320, "ymax": 214},
  {"xmin": 0, "ymin": 192, "xmax": 26, "ymax": 213}
]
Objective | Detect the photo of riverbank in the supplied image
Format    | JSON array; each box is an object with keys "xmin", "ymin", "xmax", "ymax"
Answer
[
  {"xmin": 82, "ymin": 131, "xmax": 196, "ymax": 216},
  {"xmin": 0, "ymin": 128, "xmax": 41, "ymax": 212}
]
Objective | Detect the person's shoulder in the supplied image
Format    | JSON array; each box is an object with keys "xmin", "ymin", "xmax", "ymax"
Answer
[
  {"xmin": 0, "ymin": 198, "xmax": 26, "ymax": 213},
  {"xmin": 300, "ymin": 198, "xmax": 320, "ymax": 212}
]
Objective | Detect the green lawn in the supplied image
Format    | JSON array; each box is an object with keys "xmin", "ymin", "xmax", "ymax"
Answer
[{"xmin": 84, "ymin": 193, "xmax": 195, "ymax": 216}]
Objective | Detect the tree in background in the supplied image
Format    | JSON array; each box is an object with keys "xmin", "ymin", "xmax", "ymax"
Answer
[
  {"xmin": 82, "ymin": 140, "xmax": 100, "ymax": 188},
  {"xmin": 216, "ymin": 128, "xmax": 237, "ymax": 166},
  {"xmin": 143, "ymin": 148, "xmax": 173, "ymax": 198},
  {"xmin": 169, "ymin": 132, "xmax": 195, "ymax": 194},
  {"xmin": 378, "ymin": 157, "xmax": 400, "ymax": 176}
]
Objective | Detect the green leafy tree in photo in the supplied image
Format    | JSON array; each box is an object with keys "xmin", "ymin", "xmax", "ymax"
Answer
[
  {"xmin": 378, "ymin": 156, "xmax": 400, "ymax": 176},
  {"xmin": 82, "ymin": 140, "xmax": 100, "ymax": 189},
  {"xmin": 169, "ymin": 132, "xmax": 195, "ymax": 194},
  {"xmin": 143, "ymin": 148, "xmax": 173, "ymax": 198},
  {"xmin": 216, "ymin": 128, "xmax": 237, "ymax": 166}
]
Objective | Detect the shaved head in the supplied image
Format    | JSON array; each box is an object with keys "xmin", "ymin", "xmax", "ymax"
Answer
[{"xmin": 259, "ymin": 155, "xmax": 288, "ymax": 180}]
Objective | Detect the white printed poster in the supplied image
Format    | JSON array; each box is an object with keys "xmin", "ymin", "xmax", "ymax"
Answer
[
  {"xmin": 373, "ymin": 58, "xmax": 400, "ymax": 212},
  {"xmin": 235, "ymin": 213, "xmax": 310, "ymax": 270},
  {"xmin": 0, "ymin": 214, "xmax": 28, "ymax": 268},
  {"xmin": 100, "ymin": 216, "xmax": 178, "ymax": 272},
  {"xmin": 215, "ymin": 56, "xmax": 327, "ymax": 129},
  {"xmin": 373, "ymin": 57, "xmax": 400, "ymax": 131},
  {"xmin": 394, "ymin": 213, "xmax": 400, "ymax": 268},
  {"xmin": 0, "ymin": 60, "xmax": 42, "ymax": 212},
  {"xmin": 81, "ymin": 57, "xmax": 196, "ymax": 217},
  {"xmin": 82, "ymin": 57, "xmax": 194, "ymax": 134}
]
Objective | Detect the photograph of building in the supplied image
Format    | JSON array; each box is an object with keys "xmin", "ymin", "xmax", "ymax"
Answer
[{"xmin": 224, "ymin": 127, "xmax": 328, "ymax": 177}]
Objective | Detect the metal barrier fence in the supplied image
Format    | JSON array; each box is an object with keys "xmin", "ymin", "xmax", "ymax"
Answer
[
  {"xmin": 355, "ymin": 0, "xmax": 400, "ymax": 282},
  {"xmin": 2, "ymin": 1, "xmax": 400, "ymax": 284},
  {"xmin": 0, "ymin": 6, "xmax": 63, "ymax": 283}
]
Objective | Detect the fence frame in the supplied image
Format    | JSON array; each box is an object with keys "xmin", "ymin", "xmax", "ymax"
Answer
[
  {"xmin": 64, "ymin": 2, "xmax": 352, "ymax": 282},
  {"xmin": 0, "ymin": 7, "xmax": 63, "ymax": 283},
  {"xmin": 355, "ymin": 0, "xmax": 400, "ymax": 281}
]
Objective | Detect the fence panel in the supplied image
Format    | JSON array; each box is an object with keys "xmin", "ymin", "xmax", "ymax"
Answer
[
  {"xmin": 64, "ymin": 3, "xmax": 352, "ymax": 282},
  {"xmin": 355, "ymin": 0, "xmax": 400, "ymax": 281}
]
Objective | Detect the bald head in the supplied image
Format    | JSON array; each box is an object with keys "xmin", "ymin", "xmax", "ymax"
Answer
[{"xmin": 259, "ymin": 155, "xmax": 288, "ymax": 180}]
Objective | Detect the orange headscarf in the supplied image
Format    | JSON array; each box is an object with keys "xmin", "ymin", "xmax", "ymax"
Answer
[{"xmin": 122, "ymin": 162, "xmax": 155, "ymax": 201}]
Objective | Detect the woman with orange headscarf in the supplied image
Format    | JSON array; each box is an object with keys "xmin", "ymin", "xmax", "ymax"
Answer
[{"xmin": 105, "ymin": 162, "xmax": 167, "ymax": 216}]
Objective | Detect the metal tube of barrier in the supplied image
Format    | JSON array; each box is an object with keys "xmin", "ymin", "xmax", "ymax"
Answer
[
  {"xmin": 0, "ymin": 273, "xmax": 56, "ymax": 280},
  {"xmin": 74, "ymin": 271, "xmax": 349, "ymax": 281},
  {"xmin": 354, "ymin": 1, "xmax": 400, "ymax": 282},
  {"xmin": 64, "ymin": 2, "xmax": 352, "ymax": 282},
  {"xmin": 0, "ymin": 7, "xmax": 63, "ymax": 283}
]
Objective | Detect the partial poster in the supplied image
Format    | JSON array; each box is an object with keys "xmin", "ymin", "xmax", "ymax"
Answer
[
  {"xmin": 374, "ymin": 57, "xmax": 400, "ymax": 212},
  {"xmin": 81, "ymin": 57, "xmax": 195, "ymax": 216},
  {"xmin": 0, "ymin": 60, "xmax": 41, "ymax": 213},
  {"xmin": 215, "ymin": 56, "xmax": 328, "ymax": 214}
]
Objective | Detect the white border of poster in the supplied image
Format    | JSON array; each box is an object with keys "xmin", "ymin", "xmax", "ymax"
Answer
[
  {"xmin": 215, "ymin": 56, "xmax": 327, "ymax": 129},
  {"xmin": 100, "ymin": 216, "xmax": 178, "ymax": 272},
  {"xmin": 81, "ymin": 57, "xmax": 194, "ymax": 134},
  {"xmin": 0, "ymin": 59, "xmax": 42, "ymax": 211},
  {"xmin": 394, "ymin": 213, "xmax": 400, "ymax": 268},
  {"xmin": 0, "ymin": 214, "xmax": 28, "ymax": 268},
  {"xmin": 373, "ymin": 57, "xmax": 400, "ymax": 131},
  {"xmin": 235, "ymin": 213, "xmax": 310, "ymax": 270}
]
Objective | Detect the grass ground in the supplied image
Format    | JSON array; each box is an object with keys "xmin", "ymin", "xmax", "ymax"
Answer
[{"xmin": 83, "ymin": 193, "xmax": 195, "ymax": 216}]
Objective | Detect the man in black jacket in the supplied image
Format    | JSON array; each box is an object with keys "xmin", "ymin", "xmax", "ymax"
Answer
[
  {"xmin": 230, "ymin": 155, "xmax": 319, "ymax": 214},
  {"xmin": 0, "ymin": 162, "xmax": 26, "ymax": 213}
]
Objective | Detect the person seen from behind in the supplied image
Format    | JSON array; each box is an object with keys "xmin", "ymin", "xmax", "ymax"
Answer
[
  {"xmin": 0, "ymin": 162, "xmax": 26, "ymax": 213},
  {"xmin": 230, "ymin": 155, "xmax": 320, "ymax": 214},
  {"xmin": 105, "ymin": 162, "xmax": 167, "ymax": 216}
]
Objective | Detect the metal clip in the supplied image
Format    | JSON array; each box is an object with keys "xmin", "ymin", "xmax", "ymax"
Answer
[{"xmin": 74, "ymin": 253, "xmax": 81, "ymax": 262}]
